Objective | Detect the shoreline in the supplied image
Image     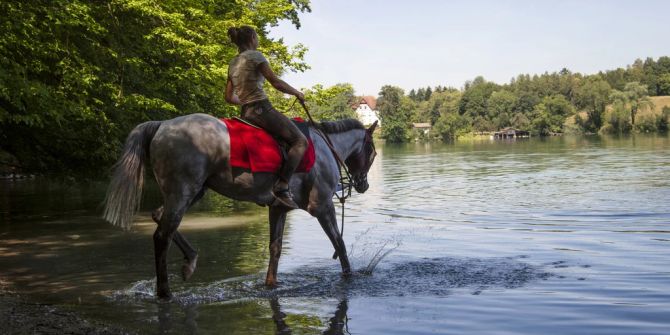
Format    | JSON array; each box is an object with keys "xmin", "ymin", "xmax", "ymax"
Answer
[{"xmin": 0, "ymin": 280, "xmax": 132, "ymax": 335}]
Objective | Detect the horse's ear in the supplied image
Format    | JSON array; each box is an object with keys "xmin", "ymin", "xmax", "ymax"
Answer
[{"xmin": 368, "ymin": 120, "xmax": 378, "ymax": 134}]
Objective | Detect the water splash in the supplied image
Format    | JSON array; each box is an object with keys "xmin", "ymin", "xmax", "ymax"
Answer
[
  {"xmin": 111, "ymin": 278, "xmax": 156, "ymax": 299},
  {"xmin": 347, "ymin": 226, "xmax": 403, "ymax": 275},
  {"xmin": 110, "ymin": 256, "xmax": 554, "ymax": 305}
]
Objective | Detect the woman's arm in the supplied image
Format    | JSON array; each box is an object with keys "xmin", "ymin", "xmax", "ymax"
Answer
[
  {"xmin": 225, "ymin": 78, "xmax": 242, "ymax": 105},
  {"xmin": 259, "ymin": 62, "xmax": 304, "ymax": 102}
]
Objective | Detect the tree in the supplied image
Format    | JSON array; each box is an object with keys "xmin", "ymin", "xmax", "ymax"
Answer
[
  {"xmin": 530, "ymin": 95, "xmax": 574, "ymax": 135},
  {"xmin": 657, "ymin": 107, "xmax": 670, "ymax": 133},
  {"xmin": 657, "ymin": 74, "xmax": 670, "ymax": 96},
  {"xmin": 602, "ymin": 102, "xmax": 632, "ymax": 134},
  {"xmin": 303, "ymin": 83, "xmax": 356, "ymax": 121},
  {"xmin": 424, "ymin": 86, "xmax": 433, "ymax": 101},
  {"xmin": 377, "ymin": 85, "xmax": 411, "ymax": 143},
  {"xmin": 487, "ymin": 90, "xmax": 518, "ymax": 129},
  {"xmin": 408, "ymin": 89, "xmax": 417, "ymax": 101},
  {"xmin": 574, "ymin": 77, "xmax": 612, "ymax": 132},
  {"xmin": 432, "ymin": 91, "xmax": 469, "ymax": 141},
  {"xmin": 415, "ymin": 90, "xmax": 460, "ymax": 125},
  {"xmin": 610, "ymin": 82, "xmax": 654, "ymax": 127},
  {"xmin": 458, "ymin": 76, "xmax": 499, "ymax": 127},
  {"xmin": 434, "ymin": 112, "xmax": 469, "ymax": 141},
  {"xmin": 0, "ymin": 0, "xmax": 311, "ymax": 176}
]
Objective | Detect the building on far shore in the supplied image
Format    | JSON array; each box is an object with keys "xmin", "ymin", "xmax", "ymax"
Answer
[
  {"xmin": 353, "ymin": 96, "xmax": 380, "ymax": 126},
  {"xmin": 493, "ymin": 127, "xmax": 530, "ymax": 139},
  {"xmin": 412, "ymin": 123, "xmax": 432, "ymax": 135}
]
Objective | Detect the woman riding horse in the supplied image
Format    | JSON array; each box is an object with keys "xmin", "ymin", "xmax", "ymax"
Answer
[
  {"xmin": 103, "ymin": 26, "xmax": 379, "ymax": 299},
  {"xmin": 226, "ymin": 26, "xmax": 306, "ymax": 209}
]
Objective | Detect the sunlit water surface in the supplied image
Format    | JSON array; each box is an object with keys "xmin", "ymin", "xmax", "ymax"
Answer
[{"xmin": 1, "ymin": 135, "xmax": 670, "ymax": 334}]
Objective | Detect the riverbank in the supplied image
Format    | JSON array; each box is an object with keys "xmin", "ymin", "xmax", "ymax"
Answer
[{"xmin": 0, "ymin": 279, "xmax": 132, "ymax": 335}]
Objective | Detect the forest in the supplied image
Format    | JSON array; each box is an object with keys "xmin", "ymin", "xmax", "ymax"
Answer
[
  {"xmin": 1, "ymin": 1, "xmax": 669, "ymax": 176},
  {"xmin": 0, "ymin": 0, "xmax": 311, "ymax": 176},
  {"xmin": 376, "ymin": 57, "xmax": 670, "ymax": 143}
]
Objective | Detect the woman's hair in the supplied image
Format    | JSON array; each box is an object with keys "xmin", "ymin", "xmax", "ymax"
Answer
[{"xmin": 227, "ymin": 26, "xmax": 256, "ymax": 47}]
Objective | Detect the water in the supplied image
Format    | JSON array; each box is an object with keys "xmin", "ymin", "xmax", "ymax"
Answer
[{"xmin": 1, "ymin": 135, "xmax": 670, "ymax": 334}]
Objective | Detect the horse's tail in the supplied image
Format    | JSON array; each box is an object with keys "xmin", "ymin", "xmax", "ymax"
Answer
[{"xmin": 103, "ymin": 121, "xmax": 162, "ymax": 230}]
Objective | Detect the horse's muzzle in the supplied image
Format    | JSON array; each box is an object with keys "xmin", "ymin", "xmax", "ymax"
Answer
[{"xmin": 353, "ymin": 178, "xmax": 369, "ymax": 193}]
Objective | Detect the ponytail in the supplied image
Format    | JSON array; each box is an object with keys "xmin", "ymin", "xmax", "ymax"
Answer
[
  {"xmin": 228, "ymin": 26, "xmax": 256, "ymax": 48},
  {"xmin": 227, "ymin": 27, "xmax": 238, "ymax": 44}
]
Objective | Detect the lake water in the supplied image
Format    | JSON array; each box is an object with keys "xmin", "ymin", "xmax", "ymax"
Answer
[{"xmin": 1, "ymin": 135, "xmax": 670, "ymax": 334}]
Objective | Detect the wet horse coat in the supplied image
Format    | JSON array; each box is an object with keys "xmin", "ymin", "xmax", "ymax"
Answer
[{"xmin": 104, "ymin": 113, "xmax": 377, "ymax": 298}]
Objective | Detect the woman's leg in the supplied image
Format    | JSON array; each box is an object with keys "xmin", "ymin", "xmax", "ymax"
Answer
[{"xmin": 242, "ymin": 100, "xmax": 307, "ymax": 207}]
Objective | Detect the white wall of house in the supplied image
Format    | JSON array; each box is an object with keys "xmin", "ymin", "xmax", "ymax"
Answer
[{"xmin": 355, "ymin": 103, "xmax": 380, "ymax": 126}]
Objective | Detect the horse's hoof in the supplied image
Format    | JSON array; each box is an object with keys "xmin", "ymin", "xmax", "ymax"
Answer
[
  {"xmin": 265, "ymin": 279, "xmax": 278, "ymax": 288},
  {"xmin": 181, "ymin": 255, "xmax": 198, "ymax": 281},
  {"xmin": 156, "ymin": 290, "xmax": 173, "ymax": 301}
]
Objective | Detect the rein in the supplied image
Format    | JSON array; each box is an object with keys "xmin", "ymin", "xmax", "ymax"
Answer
[{"xmin": 294, "ymin": 99, "xmax": 353, "ymax": 258}]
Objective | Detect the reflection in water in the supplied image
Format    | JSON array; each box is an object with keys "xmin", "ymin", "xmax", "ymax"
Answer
[
  {"xmin": 106, "ymin": 255, "xmax": 552, "ymax": 333},
  {"xmin": 2, "ymin": 135, "xmax": 670, "ymax": 334},
  {"xmin": 270, "ymin": 297, "xmax": 349, "ymax": 335},
  {"xmin": 157, "ymin": 302, "xmax": 199, "ymax": 335}
]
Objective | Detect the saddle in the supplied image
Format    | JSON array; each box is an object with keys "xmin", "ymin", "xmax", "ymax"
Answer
[{"xmin": 221, "ymin": 117, "xmax": 316, "ymax": 173}]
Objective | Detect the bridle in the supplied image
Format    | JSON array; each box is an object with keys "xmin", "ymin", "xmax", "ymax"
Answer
[{"xmin": 295, "ymin": 99, "xmax": 374, "ymax": 259}]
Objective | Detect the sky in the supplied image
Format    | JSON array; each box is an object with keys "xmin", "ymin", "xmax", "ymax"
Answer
[{"xmin": 269, "ymin": 0, "xmax": 670, "ymax": 96}]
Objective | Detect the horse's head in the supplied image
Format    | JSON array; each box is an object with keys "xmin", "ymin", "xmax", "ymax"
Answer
[{"xmin": 345, "ymin": 121, "xmax": 378, "ymax": 193}]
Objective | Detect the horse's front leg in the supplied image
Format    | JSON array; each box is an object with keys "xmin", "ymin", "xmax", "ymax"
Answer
[
  {"xmin": 265, "ymin": 206, "xmax": 288, "ymax": 287},
  {"xmin": 316, "ymin": 203, "xmax": 352, "ymax": 276}
]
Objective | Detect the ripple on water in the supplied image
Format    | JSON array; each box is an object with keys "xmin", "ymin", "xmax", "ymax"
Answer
[{"xmin": 109, "ymin": 257, "xmax": 554, "ymax": 305}]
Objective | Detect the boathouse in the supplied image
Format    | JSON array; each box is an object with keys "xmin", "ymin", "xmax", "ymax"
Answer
[{"xmin": 493, "ymin": 128, "xmax": 530, "ymax": 139}]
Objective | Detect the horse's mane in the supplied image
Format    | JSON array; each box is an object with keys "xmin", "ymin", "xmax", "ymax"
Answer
[{"xmin": 317, "ymin": 118, "xmax": 365, "ymax": 133}]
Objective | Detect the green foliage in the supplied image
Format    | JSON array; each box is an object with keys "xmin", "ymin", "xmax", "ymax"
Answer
[
  {"xmin": 433, "ymin": 112, "xmax": 470, "ymax": 141},
  {"xmin": 658, "ymin": 74, "xmax": 670, "ymax": 96},
  {"xmin": 530, "ymin": 95, "xmax": 574, "ymax": 135},
  {"xmin": 601, "ymin": 103, "xmax": 632, "ymax": 134},
  {"xmin": 609, "ymin": 82, "xmax": 653, "ymax": 130},
  {"xmin": 303, "ymin": 83, "xmax": 356, "ymax": 121},
  {"xmin": 600, "ymin": 56, "xmax": 670, "ymax": 95},
  {"xmin": 377, "ymin": 85, "xmax": 411, "ymax": 143},
  {"xmin": 0, "ymin": 0, "xmax": 311, "ymax": 176},
  {"xmin": 382, "ymin": 57, "xmax": 669, "ymax": 143},
  {"xmin": 413, "ymin": 90, "xmax": 454, "ymax": 125},
  {"xmin": 574, "ymin": 77, "xmax": 612, "ymax": 132},
  {"xmin": 657, "ymin": 107, "xmax": 670, "ymax": 133},
  {"xmin": 488, "ymin": 90, "xmax": 518, "ymax": 129},
  {"xmin": 391, "ymin": 57, "xmax": 669, "ymax": 141},
  {"xmin": 430, "ymin": 91, "xmax": 469, "ymax": 141},
  {"xmin": 635, "ymin": 113, "xmax": 658, "ymax": 133},
  {"xmin": 458, "ymin": 77, "xmax": 500, "ymax": 129}
]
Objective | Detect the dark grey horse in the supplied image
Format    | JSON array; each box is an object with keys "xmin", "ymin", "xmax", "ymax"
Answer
[{"xmin": 103, "ymin": 113, "xmax": 377, "ymax": 299}]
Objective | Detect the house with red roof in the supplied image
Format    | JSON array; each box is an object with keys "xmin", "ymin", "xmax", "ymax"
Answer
[{"xmin": 353, "ymin": 96, "xmax": 380, "ymax": 126}]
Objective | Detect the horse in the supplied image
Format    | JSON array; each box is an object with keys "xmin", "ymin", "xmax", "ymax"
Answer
[{"xmin": 103, "ymin": 113, "xmax": 378, "ymax": 299}]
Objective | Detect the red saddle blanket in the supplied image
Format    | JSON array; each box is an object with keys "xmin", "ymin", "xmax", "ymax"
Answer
[{"xmin": 221, "ymin": 118, "xmax": 316, "ymax": 173}]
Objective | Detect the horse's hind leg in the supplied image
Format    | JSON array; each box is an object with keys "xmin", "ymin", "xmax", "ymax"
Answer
[
  {"xmin": 265, "ymin": 206, "xmax": 288, "ymax": 287},
  {"xmin": 154, "ymin": 191, "xmax": 194, "ymax": 299},
  {"xmin": 152, "ymin": 187, "xmax": 206, "ymax": 281}
]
